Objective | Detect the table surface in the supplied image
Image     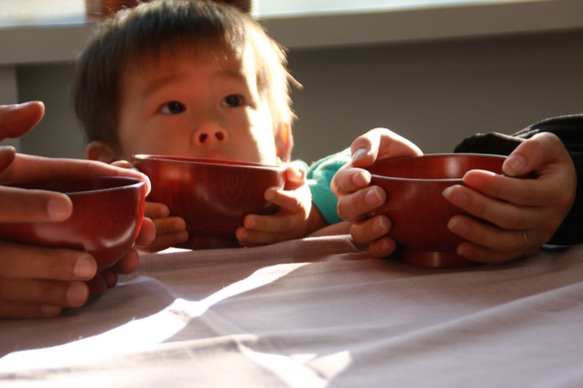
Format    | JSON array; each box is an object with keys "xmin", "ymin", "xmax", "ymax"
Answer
[{"xmin": 1, "ymin": 234, "xmax": 582, "ymax": 387}]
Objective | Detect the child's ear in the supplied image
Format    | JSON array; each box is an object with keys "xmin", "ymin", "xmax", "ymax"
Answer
[
  {"xmin": 86, "ymin": 141, "xmax": 116, "ymax": 163},
  {"xmin": 275, "ymin": 122, "xmax": 293, "ymax": 162}
]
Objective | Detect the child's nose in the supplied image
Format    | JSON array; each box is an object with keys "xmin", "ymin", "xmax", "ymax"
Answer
[{"xmin": 192, "ymin": 126, "xmax": 228, "ymax": 146}]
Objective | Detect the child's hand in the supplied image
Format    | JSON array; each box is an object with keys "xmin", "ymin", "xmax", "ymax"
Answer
[
  {"xmin": 100, "ymin": 215, "xmax": 156, "ymax": 288},
  {"xmin": 110, "ymin": 160, "xmax": 188, "ymax": 252},
  {"xmin": 134, "ymin": 201, "xmax": 188, "ymax": 252},
  {"xmin": 443, "ymin": 132, "xmax": 576, "ymax": 264},
  {"xmin": 331, "ymin": 127, "xmax": 423, "ymax": 257},
  {"xmin": 236, "ymin": 162, "xmax": 325, "ymax": 246}
]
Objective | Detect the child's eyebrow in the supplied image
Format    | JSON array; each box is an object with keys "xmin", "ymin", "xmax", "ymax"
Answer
[{"xmin": 139, "ymin": 68, "xmax": 250, "ymax": 98}]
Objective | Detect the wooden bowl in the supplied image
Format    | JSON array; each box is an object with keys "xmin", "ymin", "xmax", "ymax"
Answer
[
  {"xmin": 132, "ymin": 155, "xmax": 286, "ymax": 249},
  {"xmin": 367, "ymin": 153, "xmax": 506, "ymax": 268},
  {"xmin": 0, "ymin": 176, "xmax": 147, "ymax": 292}
]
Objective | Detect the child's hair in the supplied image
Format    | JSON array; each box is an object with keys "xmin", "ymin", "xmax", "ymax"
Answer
[{"xmin": 72, "ymin": 0, "xmax": 295, "ymax": 153}]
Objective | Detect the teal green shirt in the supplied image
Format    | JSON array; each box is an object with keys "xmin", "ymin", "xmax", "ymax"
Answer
[{"xmin": 306, "ymin": 148, "xmax": 351, "ymax": 225}]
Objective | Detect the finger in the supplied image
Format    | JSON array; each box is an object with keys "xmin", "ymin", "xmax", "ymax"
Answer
[
  {"xmin": 462, "ymin": 169, "xmax": 562, "ymax": 207},
  {"xmin": 444, "ymin": 180, "xmax": 564, "ymax": 235},
  {"xmin": 283, "ymin": 162, "xmax": 306, "ymax": 190},
  {"xmin": 0, "ymin": 301, "xmax": 62, "ymax": 319},
  {"xmin": 111, "ymin": 160, "xmax": 134, "ymax": 169},
  {"xmin": 101, "ymin": 269, "xmax": 119, "ymax": 289},
  {"xmin": 152, "ymin": 216, "xmax": 186, "ymax": 235},
  {"xmin": 243, "ymin": 213, "xmax": 298, "ymax": 234},
  {"xmin": 113, "ymin": 248, "xmax": 140, "ymax": 275},
  {"xmin": 448, "ymin": 215, "xmax": 540, "ymax": 264},
  {"xmin": 236, "ymin": 226, "xmax": 283, "ymax": 246},
  {"xmin": 336, "ymin": 186, "xmax": 386, "ymax": 222},
  {"xmin": 136, "ymin": 230, "xmax": 188, "ymax": 252},
  {"xmin": 0, "ymin": 186, "xmax": 73, "ymax": 222},
  {"xmin": 144, "ymin": 201, "xmax": 170, "ymax": 218},
  {"xmin": 443, "ymin": 183, "xmax": 530, "ymax": 230},
  {"xmin": 503, "ymin": 132, "xmax": 569, "ymax": 177},
  {"xmin": 4, "ymin": 154, "xmax": 151, "ymax": 194},
  {"xmin": 368, "ymin": 236, "xmax": 397, "ymax": 258},
  {"xmin": 331, "ymin": 167, "xmax": 371, "ymax": 196},
  {"xmin": 349, "ymin": 215, "xmax": 391, "ymax": 245},
  {"xmin": 264, "ymin": 187, "xmax": 305, "ymax": 213},
  {"xmin": 0, "ymin": 146, "xmax": 16, "ymax": 173},
  {"xmin": 350, "ymin": 128, "xmax": 423, "ymax": 168},
  {"xmin": 0, "ymin": 278, "xmax": 89, "ymax": 308},
  {"xmin": 135, "ymin": 217, "xmax": 157, "ymax": 245},
  {"xmin": 0, "ymin": 101, "xmax": 45, "ymax": 141},
  {"xmin": 0, "ymin": 241, "xmax": 97, "ymax": 281},
  {"xmin": 455, "ymin": 242, "xmax": 527, "ymax": 265}
]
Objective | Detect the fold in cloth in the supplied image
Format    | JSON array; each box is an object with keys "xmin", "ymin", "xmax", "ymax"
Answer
[{"xmin": 1, "ymin": 235, "xmax": 582, "ymax": 387}]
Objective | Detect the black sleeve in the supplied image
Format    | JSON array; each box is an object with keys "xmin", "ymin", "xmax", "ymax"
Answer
[{"xmin": 453, "ymin": 114, "xmax": 583, "ymax": 246}]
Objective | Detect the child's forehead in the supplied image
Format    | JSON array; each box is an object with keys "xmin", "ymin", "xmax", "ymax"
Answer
[
  {"xmin": 119, "ymin": 43, "xmax": 261, "ymax": 92},
  {"xmin": 126, "ymin": 42, "xmax": 254, "ymax": 75}
]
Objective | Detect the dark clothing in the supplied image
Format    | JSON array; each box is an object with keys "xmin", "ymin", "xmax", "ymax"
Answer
[{"xmin": 454, "ymin": 115, "xmax": 583, "ymax": 246}]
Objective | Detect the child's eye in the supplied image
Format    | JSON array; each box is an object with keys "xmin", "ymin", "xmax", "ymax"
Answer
[
  {"xmin": 221, "ymin": 94, "xmax": 245, "ymax": 108},
  {"xmin": 160, "ymin": 101, "xmax": 186, "ymax": 114}
]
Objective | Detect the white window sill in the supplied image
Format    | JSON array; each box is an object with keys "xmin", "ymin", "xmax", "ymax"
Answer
[{"xmin": 1, "ymin": 0, "xmax": 583, "ymax": 64}]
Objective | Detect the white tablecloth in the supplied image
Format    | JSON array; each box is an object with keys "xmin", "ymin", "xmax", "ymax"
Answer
[{"xmin": 1, "ymin": 234, "xmax": 582, "ymax": 387}]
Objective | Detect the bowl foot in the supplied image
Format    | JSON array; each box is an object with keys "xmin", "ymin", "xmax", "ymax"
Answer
[{"xmin": 400, "ymin": 250, "xmax": 478, "ymax": 268}]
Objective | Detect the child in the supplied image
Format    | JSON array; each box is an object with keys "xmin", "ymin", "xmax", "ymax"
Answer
[{"xmin": 72, "ymin": 0, "xmax": 334, "ymax": 251}]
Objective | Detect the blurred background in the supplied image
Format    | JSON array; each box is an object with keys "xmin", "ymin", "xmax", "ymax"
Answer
[{"xmin": 1, "ymin": 0, "xmax": 583, "ymax": 163}]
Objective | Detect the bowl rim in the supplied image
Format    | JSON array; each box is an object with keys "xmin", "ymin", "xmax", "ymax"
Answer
[
  {"xmin": 1, "ymin": 176, "xmax": 146, "ymax": 195},
  {"xmin": 368, "ymin": 152, "xmax": 507, "ymax": 182},
  {"xmin": 131, "ymin": 154, "xmax": 286, "ymax": 172}
]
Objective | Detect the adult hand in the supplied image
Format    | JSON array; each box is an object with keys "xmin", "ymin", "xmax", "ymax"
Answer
[
  {"xmin": 443, "ymin": 132, "xmax": 576, "ymax": 263},
  {"xmin": 0, "ymin": 101, "xmax": 154, "ymax": 318}
]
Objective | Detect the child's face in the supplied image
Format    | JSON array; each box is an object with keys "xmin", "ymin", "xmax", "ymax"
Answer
[{"xmin": 111, "ymin": 46, "xmax": 289, "ymax": 164}]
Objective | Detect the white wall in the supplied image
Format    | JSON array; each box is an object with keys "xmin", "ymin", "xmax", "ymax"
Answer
[
  {"xmin": 16, "ymin": 29, "xmax": 583, "ymax": 163},
  {"xmin": 288, "ymin": 30, "xmax": 583, "ymax": 163}
]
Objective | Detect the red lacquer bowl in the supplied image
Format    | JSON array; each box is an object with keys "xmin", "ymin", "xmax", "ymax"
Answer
[
  {"xmin": 132, "ymin": 154, "xmax": 286, "ymax": 249},
  {"xmin": 367, "ymin": 153, "xmax": 506, "ymax": 268},
  {"xmin": 0, "ymin": 176, "xmax": 147, "ymax": 286}
]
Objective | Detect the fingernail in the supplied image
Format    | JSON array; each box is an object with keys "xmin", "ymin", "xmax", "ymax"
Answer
[
  {"xmin": 74, "ymin": 255, "xmax": 97, "ymax": 279},
  {"xmin": 67, "ymin": 282, "xmax": 89, "ymax": 307},
  {"xmin": 372, "ymin": 216, "xmax": 390, "ymax": 235},
  {"xmin": 378, "ymin": 237, "xmax": 395, "ymax": 256},
  {"xmin": 265, "ymin": 188, "xmax": 276, "ymax": 201},
  {"xmin": 456, "ymin": 244, "xmax": 470, "ymax": 258},
  {"xmin": 442, "ymin": 186, "xmax": 453, "ymax": 198},
  {"xmin": 351, "ymin": 148, "xmax": 367, "ymax": 163},
  {"xmin": 443, "ymin": 186, "xmax": 469, "ymax": 207},
  {"xmin": 40, "ymin": 305, "xmax": 62, "ymax": 317},
  {"xmin": 177, "ymin": 231, "xmax": 189, "ymax": 242},
  {"xmin": 47, "ymin": 195, "xmax": 72, "ymax": 221},
  {"xmin": 351, "ymin": 170, "xmax": 370, "ymax": 187},
  {"xmin": 503, "ymin": 154, "xmax": 527, "ymax": 176},
  {"xmin": 447, "ymin": 218, "xmax": 470, "ymax": 235},
  {"xmin": 245, "ymin": 217, "xmax": 257, "ymax": 229},
  {"xmin": 173, "ymin": 218, "xmax": 186, "ymax": 231},
  {"xmin": 364, "ymin": 187, "xmax": 384, "ymax": 207}
]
